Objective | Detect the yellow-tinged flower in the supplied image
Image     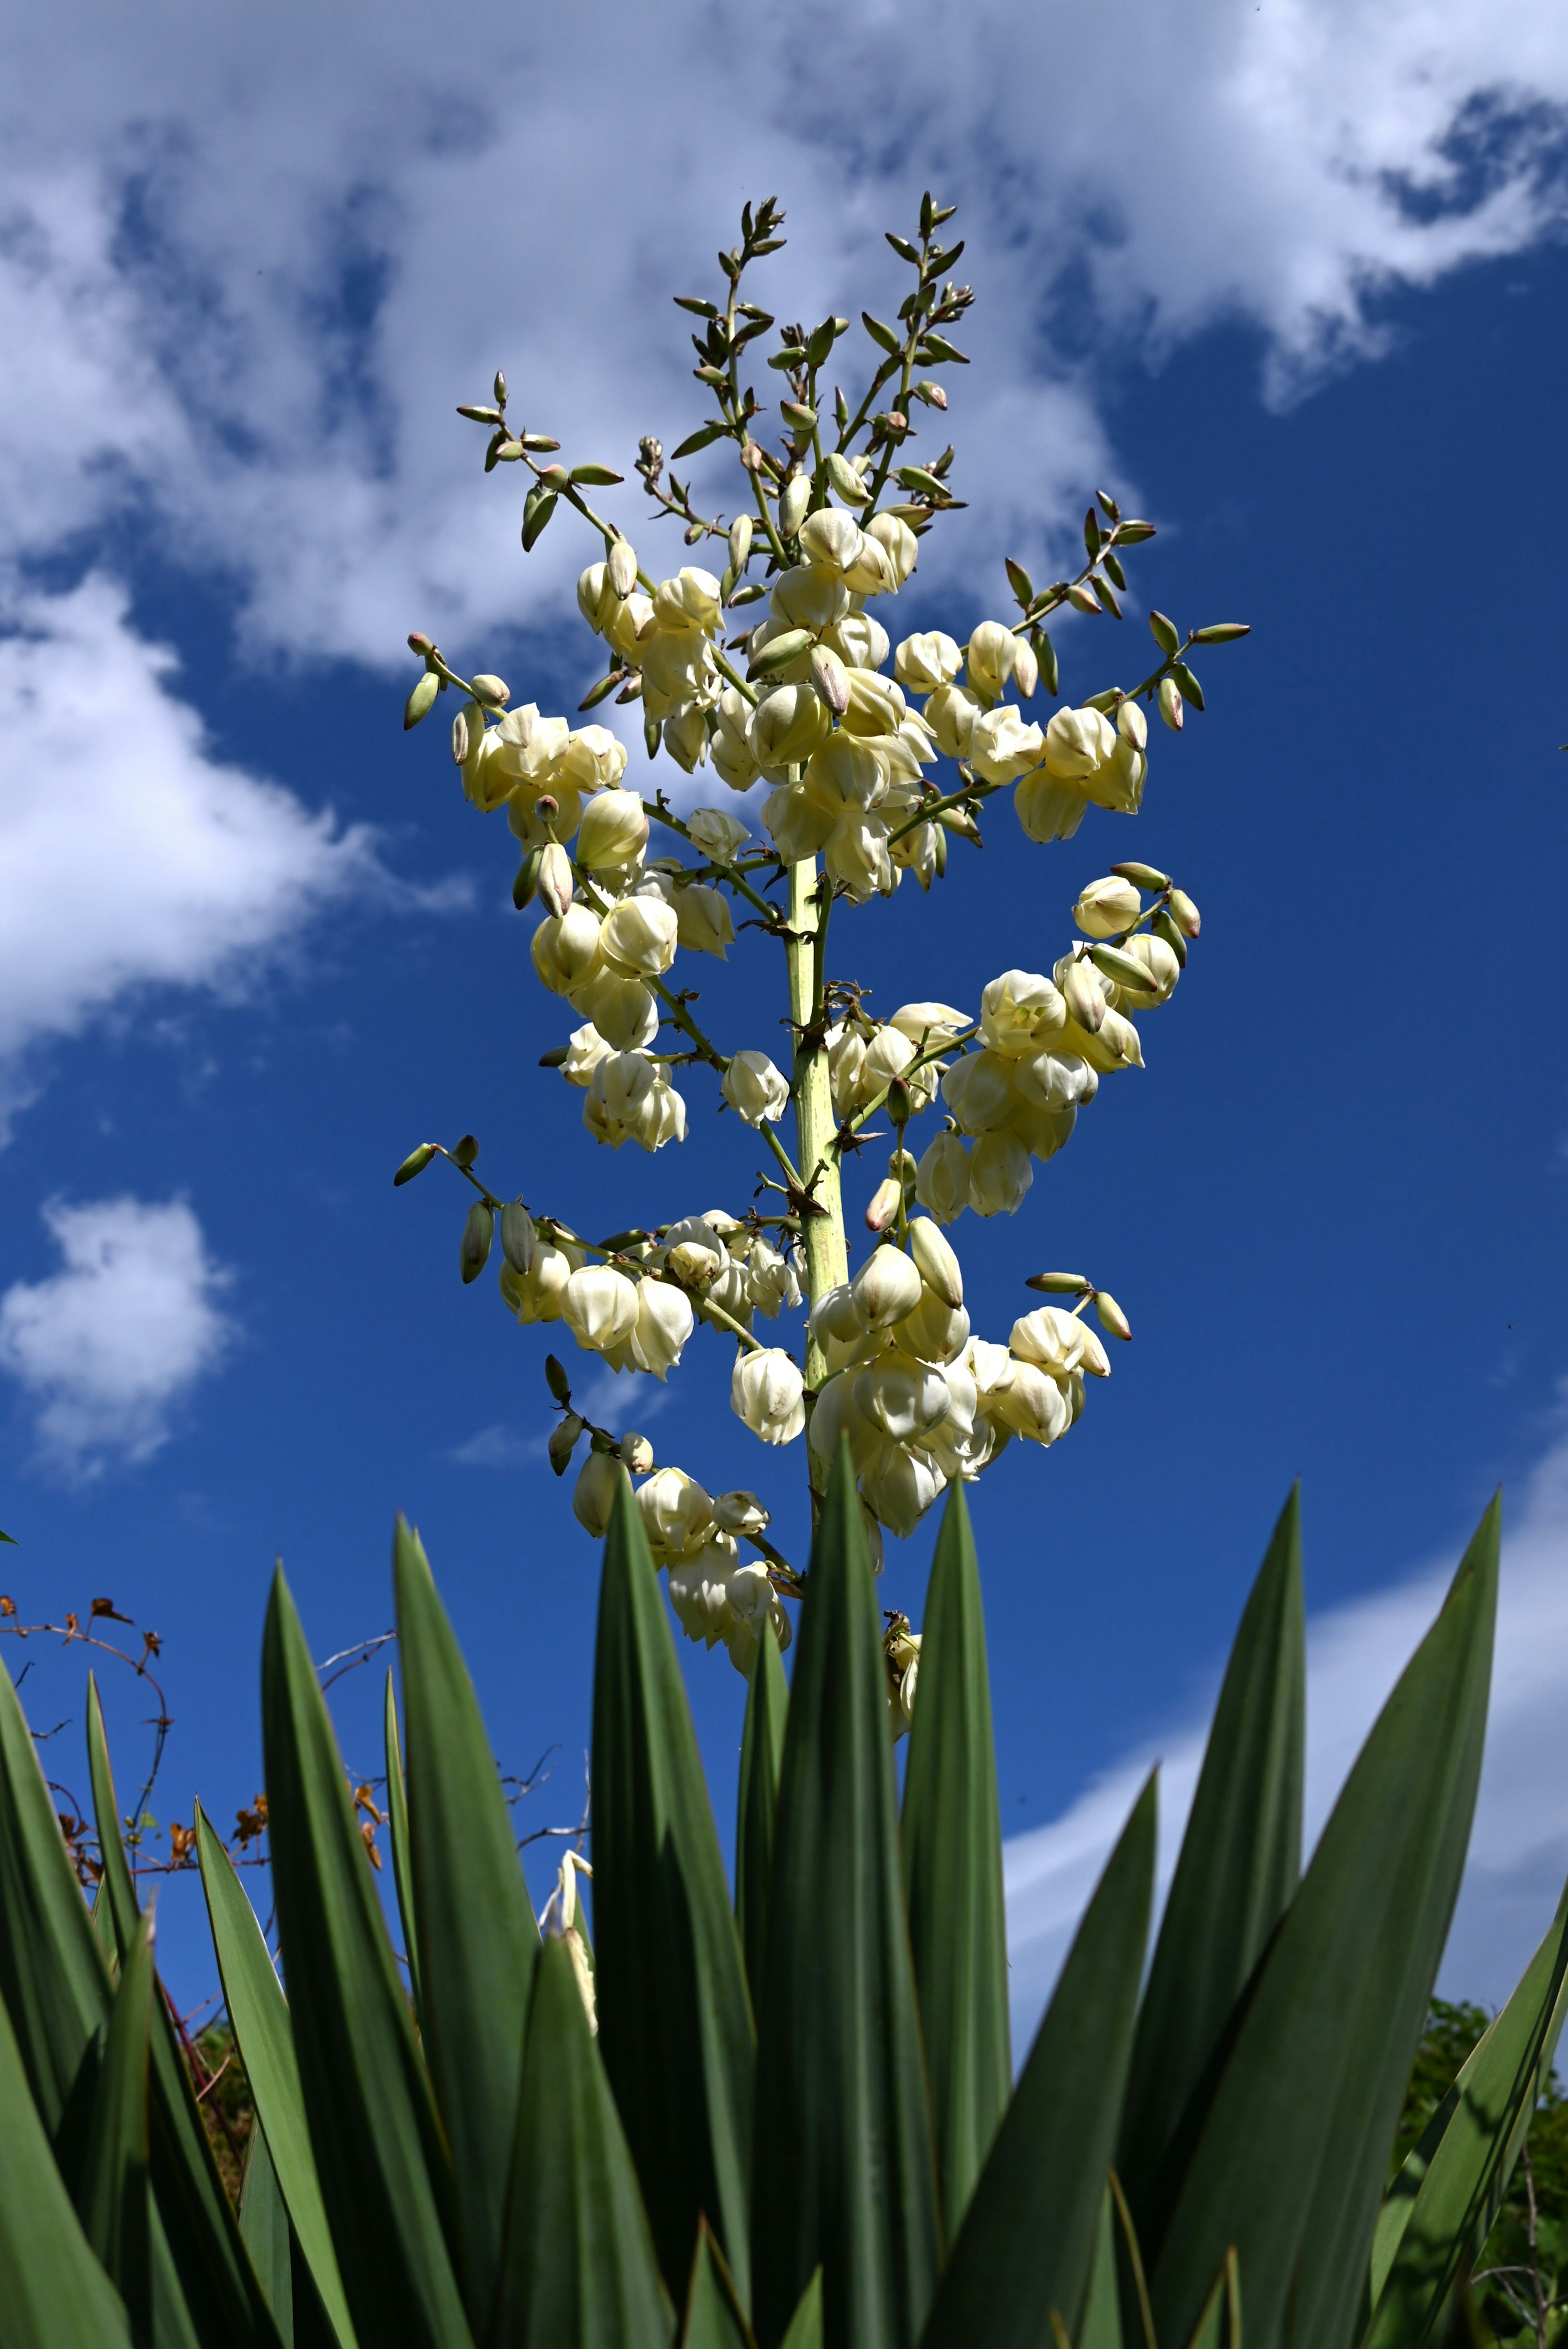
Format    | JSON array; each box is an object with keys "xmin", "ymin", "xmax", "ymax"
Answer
[
  {"xmin": 599, "ymin": 895, "xmax": 679, "ymax": 978},
  {"xmin": 722, "ymin": 1050, "xmax": 790, "ymax": 1126},
  {"xmin": 895, "ymin": 631, "xmax": 963, "ymax": 693},
  {"xmin": 915, "ymin": 1130, "xmax": 971, "ymax": 1224},
  {"xmin": 968, "ymin": 1128, "xmax": 1033, "ymax": 1215},
  {"xmin": 562, "ymin": 1265, "xmax": 640, "ymax": 1354},
  {"xmin": 1044, "ymin": 704, "xmax": 1117, "ymax": 783},
  {"xmin": 731, "ymin": 1348, "xmax": 806, "ymax": 1444},
  {"xmin": 577, "ymin": 789, "xmax": 648, "ymax": 870},
  {"xmin": 531, "ymin": 906, "xmax": 602, "ymax": 995}
]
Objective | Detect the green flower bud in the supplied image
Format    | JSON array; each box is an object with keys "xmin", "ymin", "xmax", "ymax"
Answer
[
  {"xmin": 460, "ymin": 1202, "xmax": 494, "ymax": 1284},
  {"xmin": 548, "ymin": 1415, "xmax": 584, "ymax": 1477},
  {"xmin": 500, "ymin": 1201, "xmax": 535, "ymax": 1274},
  {"xmin": 392, "ymin": 1143, "xmax": 435, "ymax": 1187},
  {"xmin": 544, "ymin": 1353, "xmax": 573, "ymax": 1405},
  {"xmin": 1026, "ymin": 1271, "xmax": 1093, "ymax": 1294},
  {"xmin": 1158, "ymin": 676, "xmax": 1183, "ymax": 731},
  {"xmin": 451, "ymin": 1134, "xmax": 480, "ymax": 1168},
  {"xmin": 403, "ymin": 672, "xmax": 439, "ymax": 730}
]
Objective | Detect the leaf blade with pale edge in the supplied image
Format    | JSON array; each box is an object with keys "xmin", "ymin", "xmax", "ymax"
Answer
[
  {"xmin": 736, "ymin": 1615, "xmax": 788, "ymax": 2004},
  {"xmin": 0, "ymin": 1978, "xmax": 134, "ymax": 2348},
  {"xmin": 1149, "ymin": 1497, "xmax": 1500, "ymax": 2349},
  {"xmin": 900, "ymin": 1481, "xmax": 1010, "ymax": 2238},
  {"xmin": 195, "ymin": 1808, "xmax": 359, "ymax": 2349},
  {"xmin": 780, "ymin": 2272, "xmax": 824, "ymax": 2349},
  {"xmin": 77, "ymin": 1907, "xmax": 154, "ymax": 2340},
  {"xmin": 922, "ymin": 1774, "xmax": 1157, "ymax": 2349},
  {"xmin": 682, "ymin": 2222, "xmax": 756, "ymax": 2349},
  {"xmin": 240, "ymin": 2127, "xmax": 294, "ymax": 2347},
  {"xmin": 1118, "ymin": 1489, "xmax": 1304, "ymax": 2255},
  {"xmin": 750, "ymin": 1442, "xmax": 942, "ymax": 2349},
  {"xmin": 261, "ymin": 1566, "xmax": 472, "ymax": 2349},
  {"xmin": 383, "ymin": 1674, "xmax": 423, "ymax": 2020},
  {"xmin": 1363, "ymin": 1862, "xmax": 1568, "ymax": 2347},
  {"xmin": 592, "ymin": 1473, "xmax": 755, "ymax": 2303},
  {"xmin": 87, "ymin": 1681, "xmax": 285, "ymax": 2349},
  {"xmin": 394, "ymin": 1515, "xmax": 539, "ymax": 2331},
  {"xmin": 489, "ymin": 1933, "xmax": 670, "ymax": 2348}
]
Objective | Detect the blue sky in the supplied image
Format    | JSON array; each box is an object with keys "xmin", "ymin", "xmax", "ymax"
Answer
[{"xmin": 1, "ymin": 0, "xmax": 1566, "ymax": 2024}]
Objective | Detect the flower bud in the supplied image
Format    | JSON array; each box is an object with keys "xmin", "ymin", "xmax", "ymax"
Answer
[
  {"xmin": 892, "ymin": 1284, "xmax": 970, "ymax": 1368},
  {"xmin": 915, "ymin": 1130, "xmax": 971, "ymax": 1224},
  {"xmin": 578, "ymin": 563, "xmax": 618, "ymax": 635},
  {"xmin": 1073, "ymin": 876, "xmax": 1143, "ymax": 938},
  {"xmin": 810, "ymin": 644, "xmax": 851, "ymax": 715},
  {"xmin": 460, "ymin": 1202, "xmax": 494, "ymax": 1283},
  {"xmin": 894, "ymin": 631, "xmax": 963, "ymax": 693},
  {"xmin": 728, "ymin": 515, "xmax": 753, "ymax": 576},
  {"xmin": 471, "ymin": 672, "xmax": 510, "ymax": 709},
  {"xmin": 573, "ymin": 1449, "xmax": 621, "ymax": 1537},
  {"xmin": 548, "ymin": 1414, "xmax": 584, "ymax": 1476},
  {"xmin": 778, "ymin": 474, "xmax": 811, "ymax": 537},
  {"xmin": 577, "ymin": 789, "xmax": 649, "ymax": 870},
  {"xmin": 531, "ymin": 906, "xmax": 602, "ymax": 994},
  {"xmin": 722, "ymin": 1050, "xmax": 790, "ymax": 1126},
  {"xmin": 619, "ymin": 1430, "xmax": 655, "ymax": 1476},
  {"xmin": 908, "ymin": 1216, "xmax": 963, "ymax": 1310},
  {"xmin": 536, "ymin": 841, "xmax": 574, "ymax": 918},
  {"xmin": 1094, "ymin": 1290, "xmax": 1132, "ymax": 1342},
  {"xmin": 864, "ymin": 512, "xmax": 918, "ymax": 588},
  {"xmin": 851, "ymin": 1245, "xmax": 924, "ymax": 1331},
  {"xmin": 731, "ymin": 1347, "xmax": 806, "ymax": 1445},
  {"xmin": 1118, "ymin": 700, "xmax": 1148, "ymax": 751},
  {"xmin": 600, "ymin": 895, "xmax": 679, "ymax": 978},
  {"xmin": 1061, "ymin": 958, "xmax": 1106, "ymax": 1033},
  {"xmin": 866, "ymin": 1177, "xmax": 903, "ymax": 1233},
  {"xmin": 500, "ymin": 1201, "xmax": 535, "ymax": 1274},
  {"xmin": 607, "ymin": 537, "xmax": 639, "ymax": 598},
  {"xmin": 968, "ymin": 1129, "xmax": 1033, "ymax": 1217},
  {"xmin": 1168, "ymin": 888, "xmax": 1201, "ymax": 938},
  {"xmin": 965, "ymin": 621, "xmax": 1018, "ymax": 703},
  {"xmin": 1158, "ymin": 677, "xmax": 1184, "ymax": 731},
  {"xmin": 562, "ymin": 1265, "xmax": 640, "ymax": 1353},
  {"xmin": 501, "ymin": 1236, "xmax": 578, "ymax": 1324},
  {"xmin": 1011, "ymin": 636, "xmax": 1040, "ymax": 698}
]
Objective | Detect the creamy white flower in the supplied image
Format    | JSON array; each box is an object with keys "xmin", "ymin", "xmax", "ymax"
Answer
[
  {"xmin": 989, "ymin": 1358, "xmax": 1072, "ymax": 1445},
  {"xmin": 822, "ymin": 611, "xmax": 891, "ymax": 671},
  {"xmin": 723, "ymin": 1562, "xmax": 793, "ymax": 1676},
  {"xmin": 746, "ymin": 1236, "xmax": 802, "ymax": 1319},
  {"xmin": 713, "ymin": 1489, "xmax": 770, "ymax": 1536},
  {"xmin": 853, "ymin": 1351, "xmax": 952, "ymax": 1444},
  {"xmin": 577, "ymin": 789, "xmax": 649, "ymax": 870},
  {"xmin": 861, "ymin": 1440, "xmax": 945, "ymax": 1538},
  {"xmin": 573, "ymin": 1449, "xmax": 622, "ymax": 1537},
  {"xmin": 1014, "ymin": 773, "xmax": 1089, "ymax": 845},
  {"xmin": 722, "ymin": 1050, "xmax": 790, "ymax": 1126},
  {"xmin": 826, "ymin": 1022, "xmax": 868, "ymax": 1119},
  {"xmin": 760, "ymin": 783, "xmax": 834, "ymax": 865},
  {"xmin": 606, "ymin": 592, "xmax": 655, "ymax": 663},
  {"xmin": 840, "ymin": 669, "xmax": 906, "ymax": 739},
  {"xmin": 499, "ymin": 1234, "xmax": 580, "ymax": 1324},
  {"xmin": 628, "ymin": 1279, "xmax": 694, "ymax": 1380},
  {"xmin": 865, "ymin": 513, "xmax": 918, "ymax": 588},
  {"xmin": 560, "ymin": 727, "xmax": 629, "ymax": 795},
  {"xmin": 663, "ymin": 708, "xmax": 710, "ymax": 773},
  {"xmin": 585, "ymin": 1053, "xmax": 686, "ymax": 1153},
  {"xmin": 861, "ymin": 1023, "xmax": 938, "ymax": 1114},
  {"xmin": 915, "ymin": 1130, "xmax": 971, "ymax": 1224},
  {"xmin": 942, "ymin": 1051, "xmax": 1018, "ymax": 1134},
  {"xmin": 686, "ymin": 807, "xmax": 751, "ymax": 862},
  {"xmin": 668, "ymin": 1536, "xmax": 740, "ymax": 1644},
  {"xmin": 1073, "ymin": 876, "xmax": 1143, "ymax": 938},
  {"xmin": 578, "ymin": 562, "xmax": 618, "ymax": 635},
  {"xmin": 966, "ymin": 622, "xmax": 1020, "ymax": 703},
  {"xmin": 1012, "ymin": 1050, "xmax": 1092, "ymax": 1111},
  {"xmin": 559, "ymin": 1023, "xmax": 613, "ymax": 1088},
  {"xmin": 1044, "ymin": 705, "xmax": 1117, "ymax": 783},
  {"xmin": 825, "ymin": 812, "xmax": 893, "ymax": 901},
  {"xmin": 968, "ymin": 706, "xmax": 1045, "ymax": 785},
  {"xmin": 495, "ymin": 704, "xmax": 572, "ymax": 789},
  {"xmin": 674, "ymin": 884, "xmax": 734, "ymax": 959},
  {"xmin": 770, "ymin": 564, "xmax": 851, "ymax": 634},
  {"xmin": 732, "ymin": 1348, "xmax": 806, "ymax": 1444},
  {"xmin": 562, "ymin": 1265, "xmax": 640, "ymax": 1354},
  {"xmin": 639, "ymin": 627, "xmax": 715, "ymax": 722},
  {"xmin": 979, "ymin": 970, "xmax": 1070, "ymax": 1059},
  {"xmin": 808, "ymin": 1281, "xmax": 863, "ymax": 1352},
  {"xmin": 1009, "ymin": 1304, "xmax": 1110, "ymax": 1380},
  {"xmin": 807, "ymin": 1368, "xmax": 880, "ymax": 1474},
  {"xmin": 636, "ymin": 1465, "xmax": 714, "ymax": 1561},
  {"xmin": 531, "ymin": 906, "xmax": 602, "ymax": 995},
  {"xmin": 851, "ymin": 1246, "xmax": 924, "ymax": 1331},
  {"xmin": 907, "ymin": 1217, "xmax": 963, "ymax": 1310},
  {"xmin": 802, "ymin": 733, "xmax": 886, "ymax": 815},
  {"xmin": 1007, "ymin": 1098, "xmax": 1077, "ymax": 1163},
  {"xmin": 655, "ymin": 567, "xmax": 723, "ymax": 632},
  {"xmin": 1077, "ymin": 1005, "xmax": 1144, "ymax": 1074},
  {"xmin": 889, "ymin": 1001, "xmax": 971, "ymax": 1051},
  {"xmin": 567, "ymin": 968, "xmax": 659, "ymax": 1053},
  {"xmin": 748, "ymin": 684, "xmax": 832, "ymax": 773},
  {"xmin": 712, "ymin": 727, "xmax": 760, "ymax": 793},
  {"xmin": 968, "ymin": 1129, "xmax": 1033, "ymax": 1216},
  {"xmin": 1114, "ymin": 934, "xmax": 1180, "ymax": 1005},
  {"xmin": 798, "ymin": 509, "xmax": 866, "ymax": 577},
  {"xmin": 600, "ymin": 896, "xmax": 679, "ymax": 978},
  {"xmin": 1084, "ymin": 735, "xmax": 1146, "ymax": 814},
  {"xmin": 922, "ymin": 682, "xmax": 980, "ymax": 762}
]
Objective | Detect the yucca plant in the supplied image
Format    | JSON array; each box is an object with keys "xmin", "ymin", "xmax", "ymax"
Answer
[{"xmin": 0, "ymin": 1453, "xmax": 1562, "ymax": 2349}]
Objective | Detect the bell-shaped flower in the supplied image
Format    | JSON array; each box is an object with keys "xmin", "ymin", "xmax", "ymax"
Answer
[
  {"xmin": 865, "ymin": 512, "xmax": 918, "ymax": 587},
  {"xmin": 841, "ymin": 535, "xmax": 893, "ymax": 597},
  {"xmin": 713, "ymin": 1489, "xmax": 770, "ymax": 1536},
  {"xmin": 1014, "ymin": 773, "xmax": 1089, "ymax": 845},
  {"xmin": 770, "ymin": 564, "xmax": 852, "ymax": 634},
  {"xmin": 559, "ymin": 727, "xmax": 628, "ymax": 795},
  {"xmin": 687, "ymin": 807, "xmax": 751, "ymax": 862},
  {"xmin": 578, "ymin": 563, "xmax": 618, "ymax": 635},
  {"xmin": 558, "ymin": 1023, "xmax": 613, "ymax": 1088},
  {"xmin": 968, "ymin": 706, "xmax": 1045, "ymax": 784},
  {"xmin": 853, "ymin": 1351, "xmax": 953, "ymax": 1445},
  {"xmin": 636, "ymin": 1464, "xmax": 714, "ymax": 1561},
  {"xmin": 861, "ymin": 1439, "xmax": 945, "ymax": 1538},
  {"xmin": 577, "ymin": 789, "xmax": 649, "ymax": 870},
  {"xmin": 723, "ymin": 1563, "xmax": 793, "ymax": 1677},
  {"xmin": 499, "ymin": 1233, "xmax": 580, "ymax": 1324},
  {"xmin": 654, "ymin": 567, "xmax": 723, "ymax": 632},
  {"xmin": 924, "ymin": 682, "xmax": 981, "ymax": 761},
  {"xmin": 895, "ymin": 631, "xmax": 962, "ymax": 693},
  {"xmin": 531, "ymin": 906, "xmax": 601, "ymax": 995},
  {"xmin": 915, "ymin": 1130, "xmax": 971, "ymax": 1224},
  {"xmin": 600, "ymin": 894, "xmax": 679, "ymax": 978},
  {"xmin": 495, "ymin": 704, "xmax": 571, "ymax": 791},
  {"xmin": 826, "ymin": 813, "xmax": 894, "ymax": 902},
  {"xmin": 1010, "ymin": 1304, "xmax": 1110, "ymax": 1381},
  {"xmin": 732, "ymin": 1347, "xmax": 806, "ymax": 1445},
  {"xmin": 1044, "ymin": 704, "xmax": 1117, "ymax": 783},
  {"xmin": 567, "ymin": 969, "xmax": 659, "ymax": 1053},
  {"xmin": 1073, "ymin": 876, "xmax": 1143, "ymax": 939},
  {"xmin": 572, "ymin": 1449, "xmax": 622, "ymax": 1537},
  {"xmin": 1084, "ymin": 734, "xmax": 1146, "ymax": 815},
  {"xmin": 668, "ymin": 1535, "xmax": 741, "ymax": 1643},
  {"xmin": 968, "ymin": 1129, "xmax": 1033, "ymax": 1216},
  {"xmin": 942, "ymin": 1050, "xmax": 1018, "ymax": 1134},
  {"xmin": 907, "ymin": 1217, "xmax": 963, "ymax": 1310},
  {"xmin": 802, "ymin": 733, "xmax": 886, "ymax": 816},
  {"xmin": 851, "ymin": 1245, "xmax": 924, "ymax": 1331},
  {"xmin": 1012, "ymin": 1049, "xmax": 1093, "ymax": 1112},
  {"xmin": 823, "ymin": 611, "xmax": 891, "ymax": 671},
  {"xmin": 840, "ymin": 669, "xmax": 906, "ymax": 739},
  {"xmin": 807, "ymin": 1369, "xmax": 881, "ymax": 1474},
  {"xmin": 627, "ymin": 1277, "xmax": 693, "ymax": 1380},
  {"xmin": 674, "ymin": 884, "xmax": 734, "ymax": 959},
  {"xmin": 979, "ymin": 970, "xmax": 1070, "ymax": 1059},
  {"xmin": 722, "ymin": 1050, "xmax": 790, "ymax": 1126},
  {"xmin": 989, "ymin": 1358, "xmax": 1072, "ymax": 1445},
  {"xmin": 663, "ymin": 708, "xmax": 711, "ymax": 773},
  {"xmin": 760, "ymin": 782, "xmax": 834, "ymax": 865},
  {"xmin": 798, "ymin": 509, "xmax": 866, "ymax": 577},
  {"xmin": 965, "ymin": 622, "xmax": 1020, "ymax": 704},
  {"xmin": 746, "ymin": 1236, "xmax": 802, "ymax": 1319},
  {"xmin": 748, "ymin": 683, "xmax": 832, "ymax": 773}
]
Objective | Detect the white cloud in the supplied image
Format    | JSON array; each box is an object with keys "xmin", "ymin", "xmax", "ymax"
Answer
[
  {"xmin": 1004, "ymin": 1400, "xmax": 1568, "ymax": 2046},
  {"xmin": 449, "ymin": 1364, "xmax": 671, "ymax": 1469},
  {"xmin": 0, "ymin": 1196, "xmax": 235, "ymax": 1477}
]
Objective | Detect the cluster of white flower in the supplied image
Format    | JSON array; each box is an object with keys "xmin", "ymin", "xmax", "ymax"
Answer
[{"xmin": 574, "ymin": 1462, "xmax": 792, "ymax": 1677}]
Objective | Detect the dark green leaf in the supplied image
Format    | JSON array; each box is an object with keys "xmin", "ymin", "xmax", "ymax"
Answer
[
  {"xmin": 1118, "ymin": 1490, "xmax": 1304, "ymax": 2255},
  {"xmin": 261, "ymin": 1566, "xmax": 471, "ymax": 2349},
  {"xmin": 901, "ymin": 1482, "xmax": 1009, "ymax": 2239},
  {"xmin": 1364, "ymin": 1862, "xmax": 1568, "ymax": 2345},
  {"xmin": 751, "ymin": 1442, "xmax": 941, "ymax": 2349},
  {"xmin": 780, "ymin": 2271, "xmax": 824, "ymax": 2349},
  {"xmin": 383, "ymin": 1675, "xmax": 423, "ymax": 2021},
  {"xmin": 0, "ymin": 1978, "xmax": 134, "ymax": 2347},
  {"xmin": 394, "ymin": 1515, "xmax": 539, "ymax": 2332},
  {"xmin": 682, "ymin": 2222, "xmax": 755, "ymax": 2349},
  {"xmin": 1078, "ymin": 2191, "xmax": 1123, "ymax": 2349},
  {"xmin": 1149, "ymin": 1498, "xmax": 1500, "ymax": 2349},
  {"xmin": 489, "ymin": 1934, "xmax": 669, "ymax": 2348},
  {"xmin": 241, "ymin": 2128, "xmax": 293, "ymax": 2347},
  {"xmin": 672, "ymin": 422, "xmax": 728, "ymax": 460},
  {"xmin": 1185, "ymin": 2251, "xmax": 1241, "ymax": 2349},
  {"xmin": 195, "ymin": 1809, "xmax": 358, "ymax": 2349},
  {"xmin": 735, "ymin": 1616, "xmax": 788, "ymax": 2006},
  {"xmin": 923, "ymin": 1774, "xmax": 1156, "ymax": 2349},
  {"xmin": 592, "ymin": 1475, "xmax": 754, "ymax": 2303},
  {"xmin": 77, "ymin": 1908, "xmax": 154, "ymax": 2342}
]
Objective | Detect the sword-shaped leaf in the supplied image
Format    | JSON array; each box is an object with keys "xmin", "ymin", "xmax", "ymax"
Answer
[
  {"xmin": 735, "ymin": 1616, "xmax": 788, "ymax": 2007},
  {"xmin": 1118, "ymin": 1490, "xmax": 1304, "ymax": 2257},
  {"xmin": 592, "ymin": 1474, "xmax": 754, "ymax": 2304},
  {"xmin": 901, "ymin": 1482, "xmax": 1009, "ymax": 2238},
  {"xmin": 489, "ymin": 1932, "xmax": 669, "ymax": 2347},
  {"xmin": 922, "ymin": 1774, "xmax": 1156, "ymax": 2349},
  {"xmin": 240, "ymin": 2126, "xmax": 293, "ymax": 2347},
  {"xmin": 682, "ymin": 2222, "xmax": 755, "ymax": 2349},
  {"xmin": 76, "ymin": 1908, "xmax": 155, "ymax": 2343},
  {"xmin": 383, "ymin": 1674, "xmax": 423, "ymax": 2021},
  {"xmin": 1148, "ymin": 1498, "xmax": 1500, "ymax": 2349},
  {"xmin": 751, "ymin": 1442, "xmax": 941, "ymax": 2349},
  {"xmin": 394, "ymin": 1516, "xmax": 539, "ymax": 2331},
  {"xmin": 0, "ymin": 1979, "xmax": 134, "ymax": 2348},
  {"xmin": 261, "ymin": 1565, "xmax": 472, "ymax": 2349}
]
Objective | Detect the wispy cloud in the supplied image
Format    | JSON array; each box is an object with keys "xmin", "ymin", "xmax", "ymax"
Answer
[
  {"xmin": 448, "ymin": 1362, "xmax": 672, "ymax": 1470},
  {"xmin": 1005, "ymin": 1396, "xmax": 1568, "ymax": 2043}
]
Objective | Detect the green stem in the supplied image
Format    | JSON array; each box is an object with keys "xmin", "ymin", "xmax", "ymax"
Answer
[{"xmin": 785, "ymin": 859, "xmax": 848, "ymax": 1406}]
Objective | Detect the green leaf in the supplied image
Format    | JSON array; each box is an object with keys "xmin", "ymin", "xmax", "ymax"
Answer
[
  {"xmin": 735, "ymin": 1616, "xmax": 788, "ymax": 2006},
  {"xmin": 681, "ymin": 2222, "xmax": 755, "ymax": 2349},
  {"xmin": 1118, "ymin": 1490, "xmax": 1304, "ymax": 2255},
  {"xmin": 76, "ymin": 1908, "xmax": 154, "ymax": 2343},
  {"xmin": 672, "ymin": 422, "xmax": 728, "ymax": 460},
  {"xmin": 1077, "ymin": 2191, "xmax": 1124, "ymax": 2349},
  {"xmin": 261, "ymin": 1565, "xmax": 472, "ymax": 2349},
  {"xmin": 489, "ymin": 1934, "xmax": 669, "ymax": 2347},
  {"xmin": 0, "ymin": 1976, "xmax": 134, "ymax": 2347},
  {"xmin": 240, "ymin": 2128, "xmax": 294, "ymax": 2347},
  {"xmin": 922, "ymin": 1774, "xmax": 1156, "ymax": 2349},
  {"xmin": 394, "ymin": 1517, "xmax": 539, "ymax": 2331},
  {"xmin": 1148, "ymin": 1497, "xmax": 1500, "ymax": 2349},
  {"xmin": 1185, "ymin": 2251, "xmax": 1242, "ymax": 2349},
  {"xmin": 88, "ymin": 1679, "xmax": 285, "ymax": 2349},
  {"xmin": 383, "ymin": 1674, "xmax": 423, "ymax": 2020},
  {"xmin": 592, "ymin": 1475, "xmax": 755, "ymax": 2303},
  {"xmin": 195, "ymin": 1808, "xmax": 359, "ymax": 2349},
  {"xmin": 751, "ymin": 1442, "xmax": 941, "ymax": 2349},
  {"xmin": 1364, "ymin": 1860, "xmax": 1568, "ymax": 2346},
  {"xmin": 780, "ymin": 2271, "xmax": 824, "ymax": 2349},
  {"xmin": 901, "ymin": 1481, "xmax": 1009, "ymax": 2240}
]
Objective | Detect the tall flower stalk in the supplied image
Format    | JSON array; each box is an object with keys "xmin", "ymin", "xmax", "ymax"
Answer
[{"xmin": 396, "ymin": 193, "xmax": 1247, "ymax": 1695}]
